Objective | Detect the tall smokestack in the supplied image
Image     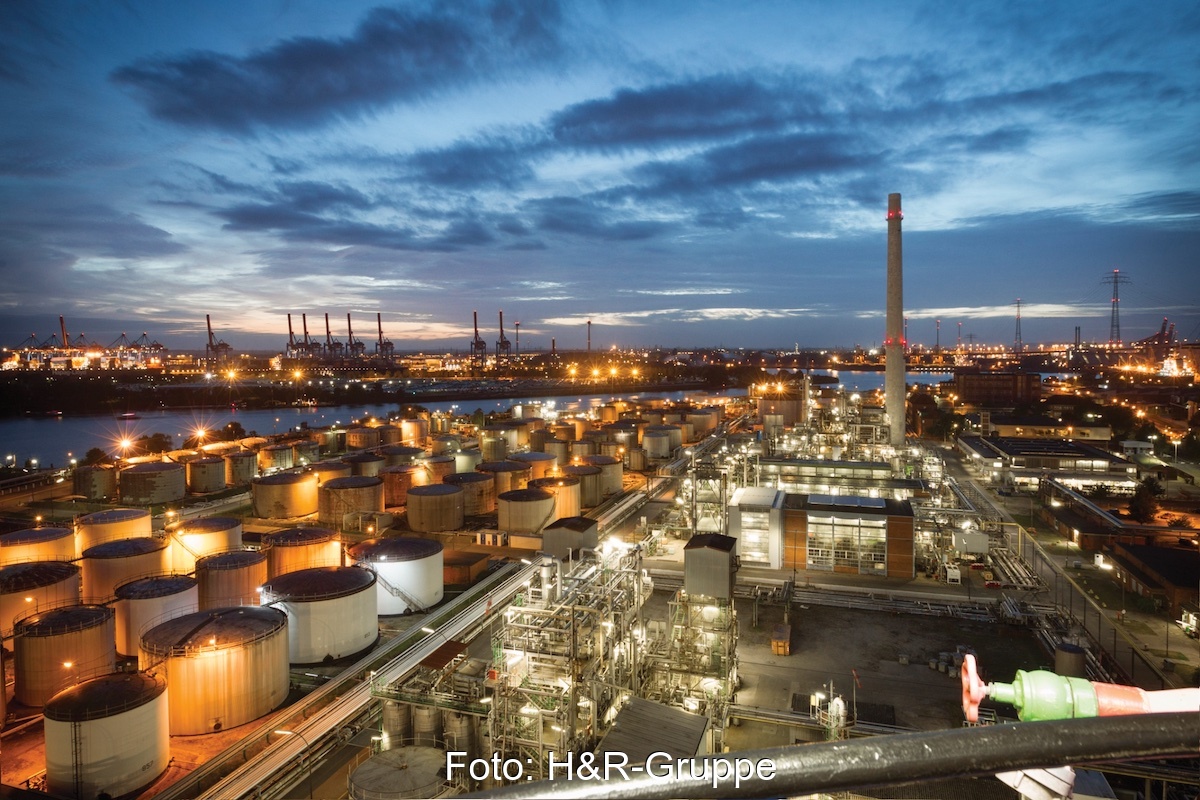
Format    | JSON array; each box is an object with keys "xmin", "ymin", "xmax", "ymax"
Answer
[{"xmin": 885, "ymin": 193, "xmax": 905, "ymax": 448}]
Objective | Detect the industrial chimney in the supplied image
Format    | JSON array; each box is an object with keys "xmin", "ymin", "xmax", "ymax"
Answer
[{"xmin": 885, "ymin": 193, "xmax": 905, "ymax": 448}]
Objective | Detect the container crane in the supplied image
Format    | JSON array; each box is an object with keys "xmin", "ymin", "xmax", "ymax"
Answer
[
  {"xmin": 374, "ymin": 313, "xmax": 394, "ymax": 360},
  {"xmin": 324, "ymin": 313, "xmax": 344, "ymax": 360},
  {"xmin": 286, "ymin": 314, "xmax": 301, "ymax": 359},
  {"xmin": 301, "ymin": 314, "xmax": 315, "ymax": 358},
  {"xmin": 470, "ymin": 310, "xmax": 488, "ymax": 373},
  {"xmin": 347, "ymin": 313, "xmax": 367, "ymax": 359},
  {"xmin": 205, "ymin": 315, "xmax": 232, "ymax": 367},
  {"xmin": 496, "ymin": 310, "xmax": 512, "ymax": 364}
]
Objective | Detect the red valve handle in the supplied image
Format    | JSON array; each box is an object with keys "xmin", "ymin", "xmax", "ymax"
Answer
[{"xmin": 961, "ymin": 653, "xmax": 987, "ymax": 722}]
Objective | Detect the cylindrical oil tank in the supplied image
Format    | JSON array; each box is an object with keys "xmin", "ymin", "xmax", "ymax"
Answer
[
  {"xmin": 529, "ymin": 477, "xmax": 582, "ymax": 521},
  {"xmin": 343, "ymin": 453, "xmax": 386, "ymax": 477},
  {"xmin": 382, "ymin": 445, "xmax": 426, "ymax": 466},
  {"xmin": 544, "ymin": 439, "xmax": 570, "ymax": 464},
  {"xmin": 375, "ymin": 424, "xmax": 402, "ymax": 446},
  {"xmin": 501, "ymin": 420, "xmax": 531, "ymax": 449},
  {"xmin": 430, "ymin": 414, "xmax": 452, "ymax": 434},
  {"xmin": 81, "ymin": 537, "xmax": 171, "ymax": 602},
  {"xmin": 603, "ymin": 423, "xmax": 638, "ymax": 450},
  {"xmin": 114, "ymin": 574, "xmax": 198, "ymax": 657},
  {"xmin": 561, "ymin": 465, "xmax": 603, "ymax": 507},
  {"xmin": 476, "ymin": 461, "xmax": 531, "ymax": 495},
  {"xmin": 119, "ymin": 462, "xmax": 186, "ymax": 505},
  {"xmin": 13, "ymin": 604, "xmax": 116, "ymax": 707},
  {"xmin": 570, "ymin": 439, "xmax": 595, "ymax": 458},
  {"xmin": 645, "ymin": 424, "xmax": 683, "ymax": 453},
  {"xmin": 240, "ymin": 437, "xmax": 269, "ymax": 451},
  {"xmin": 642, "ymin": 429, "xmax": 673, "ymax": 459},
  {"xmin": 224, "ymin": 450, "xmax": 259, "ymax": 486},
  {"xmin": 454, "ymin": 449, "xmax": 482, "ymax": 474},
  {"xmin": 260, "ymin": 566, "xmax": 377, "ymax": 663},
  {"xmin": 382, "ymin": 700, "xmax": 412, "ymax": 744},
  {"xmin": 0, "ymin": 561, "xmax": 81, "ymax": 637},
  {"xmin": 581, "ymin": 455, "xmax": 623, "ymax": 496},
  {"xmin": 443, "ymin": 711, "xmax": 476, "ymax": 757},
  {"xmin": 186, "ymin": 457, "xmax": 227, "ymax": 493},
  {"xmin": 139, "ymin": 606, "xmax": 289, "ymax": 735},
  {"xmin": 307, "ymin": 460, "xmax": 353, "ymax": 485},
  {"xmin": 688, "ymin": 409, "xmax": 720, "ymax": 434},
  {"xmin": 316, "ymin": 429, "xmax": 346, "ymax": 454},
  {"xmin": 549, "ymin": 423, "xmax": 574, "ymax": 442},
  {"xmin": 560, "ymin": 418, "xmax": 587, "ymax": 440},
  {"xmin": 598, "ymin": 404, "xmax": 619, "ymax": 422},
  {"xmin": 0, "ymin": 526, "xmax": 75, "ymax": 566},
  {"xmin": 598, "ymin": 440, "xmax": 622, "ymax": 460},
  {"xmin": 319, "ymin": 476, "xmax": 385, "ymax": 526},
  {"xmin": 480, "ymin": 432, "xmax": 507, "ymax": 463},
  {"xmin": 348, "ymin": 746, "xmax": 448, "ymax": 800},
  {"xmin": 413, "ymin": 706, "xmax": 442, "ymax": 747},
  {"xmin": 347, "ymin": 538, "xmax": 444, "ymax": 615},
  {"xmin": 627, "ymin": 447, "xmax": 649, "ymax": 471},
  {"xmin": 292, "ymin": 440, "xmax": 321, "ymax": 466},
  {"xmin": 583, "ymin": 428, "xmax": 609, "ymax": 446},
  {"xmin": 195, "ymin": 550, "xmax": 268, "ymax": 609},
  {"xmin": 251, "ymin": 472, "xmax": 319, "ymax": 519},
  {"xmin": 263, "ymin": 526, "xmax": 341, "ymax": 578},
  {"xmin": 77, "ymin": 508, "xmax": 151, "ymax": 552},
  {"xmin": 1054, "ymin": 642, "xmax": 1087, "ymax": 678},
  {"xmin": 346, "ymin": 427, "xmax": 381, "ymax": 451},
  {"xmin": 663, "ymin": 411, "xmax": 683, "ymax": 424},
  {"xmin": 400, "ymin": 418, "xmax": 429, "ymax": 447},
  {"xmin": 430, "ymin": 435, "xmax": 460, "ymax": 456},
  {"xmin": 171, "ymin": 516, "xmax": 243, "ymax": 573},
  {"xmin": 418, "ymin": 456, "xmax": 455, "ymax": 483},
  {"xmin": 405, "ymin": 485, "xmax": 463, "ymax": 533},
  {"xmin": 509, "ymin": 452, "xmax": 556, "ymax": 480},
  {"xmin": 73, "ymin": 465, "xmax": 118, "ymax": 501},
  {"xmin": 529, "ymin": 428, "xmax": 557, "ymax": 453},
  {"xmin": 677, "ymin": 420, "xmax": 696, "ymax": 444},
  {"xmin": 257, "ymin": 443, "xmax": 294, "ymax": 473},
  {"xmin": 443, "ymin": 472, "xmax": 495, "ymax": 516},
  {"xmin": 497, "ymin": 489, "xmax": 556, "ymax": 534},
  {"xmin": 43, "ymin": 672, "xmax": 170, "ymax": 800},
  {"xmin": 381, "ymin": 464, "xmax": 427, "ymax": 506}
]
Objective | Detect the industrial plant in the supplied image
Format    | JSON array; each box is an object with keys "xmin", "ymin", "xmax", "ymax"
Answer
[{"xmin": 0, "ymin": 195, "xmax": 1194, "ymax": 800}]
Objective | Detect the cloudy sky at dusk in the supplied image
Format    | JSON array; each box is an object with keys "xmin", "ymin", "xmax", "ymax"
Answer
[{"xmin": 1, "ymin": 0, "xmax": 1197, "ymax": 354}]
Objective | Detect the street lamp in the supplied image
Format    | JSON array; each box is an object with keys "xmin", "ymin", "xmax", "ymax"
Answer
[
  {"xmin": 1172, "ymin": 439, "xmax": 1181, "ymax": 462},
  {"xmin": 274, "ymin": 729, "xmax": 314, "ymax": 799}
]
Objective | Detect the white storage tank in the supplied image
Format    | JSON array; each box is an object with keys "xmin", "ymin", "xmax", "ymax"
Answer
[
  {"xmin": 642, "ymin": 429, "xmax": 673, "ymax": 459},
  {"xmin": 114, "ymin": 574, "xmax": 198, "ymax": 657},
  {"xmin": 528, "ymin": 477, "xmax": 582, "ymax": 521},
  {"xmin": 497, "ymin": 489, "xmax": 556, "ymax": 534},
  {"xmin": 375, "ymin": 424, "xmax": 403, "ymax": 446},
  {"xmin": 307, "ymin": 459, "xmax": 353, "ymax": 485},
  {"xmin": 43, "ymin": 672, "xmax": 170, "ymax": 800},
  {"xmin": 119, "ymin": 462, "xmax": 186, "ymax": 504},
  {"xmin": 260, "ymin": 566, "xmax": 378, "ymax": 663},
  {"xmin": 138, "ymin": 606, "xmax": 289, "ymax": 735},
  {"xmin": 543, "ymin": 439, "xmax": 570, "ymax": 464},
  {"xmin": 348, "ymin": 746, "xmax": 452, "ymax": 800},
  {"xmin": 381, "ymin": 465, "xmax": 427, "ymax": 506},
  {"xmin": 560, "ymin": 418, "xmax": 587, "ymax": 440},
  {"xmin": 13, "ymin": 604, "xmax": 116, "ymax": 707},
  {"xmin": 627, "ymin": 447, "xmax": 649, "ymax": 472},
  {"xmin": 319, "ymin": 476, "xmax": 385, "ymax": 525},
  {"xmin": 581, "ymin": 454, "xmax": 623, "ymax": 497},
  {"xmin": 431, "ymin": 435, "xmax": 461, "ymax": 456},
  {"xmin": 443, "ymin": 472, "xmax": 495, "ymax": 515},
  {"xmin": 224, "ymin": 450, "xmax": 259, "ymax": 486},
  {"xmin": 480, "ymin": 427, "xmax": 508, "ymax": 462},
  {"xmin": 501, "ymin": 420, "xmax": 532, "ymax": 448},
  {"xmin": 0, "ymin": 526, "xmax": 75, "ymax": 566},
  {"xmin": 187, "ymin": 457, "xmax": 227, "ymax": 493},
  {"xmin": 476, "ymin": 461, "xmax": 531, "ymax": 494},
  {"xmin": 263, "ymin": 526, "xmax": 341, "ymax": 578},
  {"xmin": 509, "ymin": 451, "xmax": 556, "ymax": 480},
  {"xmin": 73, "ymin": 465, "xmax": 118, "ymax": 501},
  {"xmin": 343, "ymin": 453, "xmax": 386, "ymax": 477},
  {"xmin": 240, "ymin": 436, "xmax": 269, "ymax": 451},
  {"xmin": 406, "ymin": 485, "xmax": 464, "ymax": 533},
  {"xmin": 454, "ymin": 448, "xmax": 482, "ymax": 474},
  {"xmin": 645, "ymin": 424, "xmax": 683, "ymax": 452},
  {"xmin": 417, "ymin": 455, "xmax": 455, "ymax": 483},
  {"xmin": 292, "ymin": 439, "xmax": 321, "ymax": 466},
  {"xmin": 688, "ymin": 409, "xmax": 720, "ymax": 434},
  {"xmin": 400, "ymin": 418, "xmax": 429, "ymax": 447},
  {"xmin": 346, "ymin": 427, "xmax": 380, "ymax": 450},
  {"xmin": 529, "ymin": 428, "xmax": 557, "ymax": 453},
  {"xmin": 347, "ymin": 538, "xmax": 444, "ymax": 615},
  {"xmin": 561, "ymin": 465, "xmax": 604, "ymax": 507},
  {"xmin": 381, "ymin": 446, "xmax": 426, "ymax": 466},
  {"xmin": 0, "ymin": 561, "xmax": 81, "ymax": 637},
  {"xmin": 171, "ymin": 516, "xmax": 243, "ymax": 573},
  {"xmin": 195, "ymin": 550, "xmax": 268, "ymax": 609},
  {"xmin": 81, "ymin": 537, "xmax": 171, "ymax": 602},
  {"xmin": 570, "ymin": 439, "xmax": 595, "ymax": 458},
  {"xmin": 77, "ymin": 508, "xmax": 151, "ymax": 552},
  {"xmin": 252, "ymin": 472, "xmax": 319, "ymax": 519}
]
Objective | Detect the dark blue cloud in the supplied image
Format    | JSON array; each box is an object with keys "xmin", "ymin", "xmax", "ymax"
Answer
[
  {"xmin": 405, "ymin": 135, "xmax": 539, "ymax": 189},
  {"xmin": 111, "ymin": 0, "xmax": 566, "ymax": 133},
  {"xmin": 526, "ymin": 196, "xmax": 673, "ymax": 241}
]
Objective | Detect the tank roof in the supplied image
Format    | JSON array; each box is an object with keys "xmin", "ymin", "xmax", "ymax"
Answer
[
  {"xmin": 499, "ymin": 488, "xmax": 554, "ymax": 502},
  {"xmin": 380, "ymin": 446, "xmax": 425, "ymax": 455},
  {"xmin": 561, "ymin": 465, "xmax": 602, "ymax": 476},
  {"xmin": 510, "ymin": 452, "xmax": 555, "ymax": 461},
  {"xmin": 255, "ymin": 472, "xmax": 315, "ymax": 486},
  {"xmin": 196, "ymin": 549, "xmax": 265, "ymax": 569},
  {"xmin": 225, "ymin": 449, "xmax": 257, "ymax": 458},
  {"xmin": 15, "ymin": 604, "xmax": 113, "ymax": 636},
  {"xmin": 190, "ymin": 456, "xmax": 225, "ymax": 465},
  {"xmin": 407, "ymin": 484, "xmax": 461, "ymax": 497},
  {"xmin": 83, "ymin": 537, "xmax": 167, "ymax": 558},
  {"xmin": 1, "ymin": 527, "xmax": 73, "ymax": 546},
  {"xmin": 141, "ymin": 606, "xmax": 286, "ymax": 653},
  {"xmin": 264, "ymin": 526, "xmax": 337, "ymax": 545},
  {"xmin": 323, "ymin": 476, "xmax": 382, "ymax": 489},
  {"xmin": 443, "ymin": 472, "xmax": 492, "ymax": 485},
  {"xmin": 477, "ymin": 460, "xmax": 532, "ymax": 473},
  {"xmin": 348, "ymin": 536, "xmax": 443, "ymax": 562},
  {"xmin": 44, "ymin": 672, "xmax": 167, "ymax": 722},
  {"xmin": 122, "ymin": 461, "xmax": 184, "ymax": 473},
  {"xmin": 381, "ymin": 464, "xmax": 423, "ymax": 474},
  {"xmin": 78, "ymin": 508, "xmax": 149, "ymax": 524},
  {"xmin": 342, "ymin": 453, "xmax": 385, "ymax": 463},
  {"xmin": 581, "ymin": 455, "xmax": 619, "ymax": 465},
  {"xmin": 261, "ymin": 565, "xmax": 375, "ymax": 601},
  {"xmin": 529, "ymin": 476, "xmax": 580, "ymax": 488},
  {"xmin": 263, "ymin": 443, "xmax": 292, "ymax": 451},
  {"xmin": 180, "ymin": 516, "xmax": 241, "ymax": 533},
  {"xmin": 0, "ymin": 560, "xmax": 79, "ymax": 592},
  {"xmin": 115, "ymin": 574, "xmax": 197, "ymax": 599},
  {"xmin": 419, "ymin": 455, "xmax": 455, "ymax": 463}
]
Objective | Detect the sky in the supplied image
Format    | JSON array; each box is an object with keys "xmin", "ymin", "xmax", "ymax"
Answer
[{"xmin": 1, "ymin": 0, "xmax": 1198, "ymax": 354}]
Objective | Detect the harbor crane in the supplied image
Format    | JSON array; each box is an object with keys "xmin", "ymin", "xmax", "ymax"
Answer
[
  {"xmin": 470, "ymin": 310, "xmax": 488, "ymax": 373},
  {"xmin": 496, "ymin": 310, "xmax": 512, "ymax": 364},
  {"xmin": 205, "ymin": 315, "xmax": 232, "ymax": 367}
]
